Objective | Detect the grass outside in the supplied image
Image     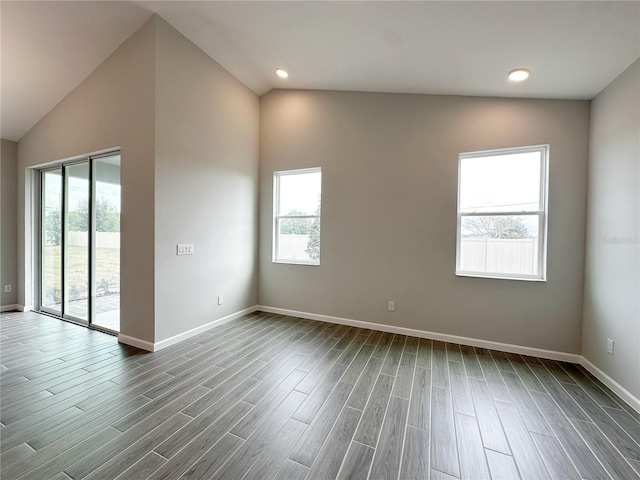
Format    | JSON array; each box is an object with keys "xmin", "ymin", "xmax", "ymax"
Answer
[{"xmin": 43, "ymin": 244, "xmax": 120, "ymax": 305}]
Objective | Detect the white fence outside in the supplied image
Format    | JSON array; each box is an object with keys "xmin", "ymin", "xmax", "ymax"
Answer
[
  {"xmin": 279, "ymin": 234, "xmax": 538, "ymax": 274},
  {"xmin": 460, "ymin": 237, "xmax": 538, "ymax": 275},
  {"xmin": 278, "ymin": 234, "xmax": 313, "ymax": 261},
  {"xmin": 67, "ymin": 231, "xmax": 120, "ymax": 249}
]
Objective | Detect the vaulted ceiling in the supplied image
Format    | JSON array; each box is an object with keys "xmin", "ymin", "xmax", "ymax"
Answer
[{"xmin": 2, "ymin": 1, "xmax": 639, "ymax": 141}]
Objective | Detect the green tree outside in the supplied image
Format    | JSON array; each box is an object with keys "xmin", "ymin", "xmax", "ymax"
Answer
[
  {"xmin": 280, "ymin": 210, "xmax": 313, "ymax": 235},
  {"xmin": 68, "ymin": 197, "xmax": 120, "ymax": 232},
  {"xmin": 305, "ymin": 202, "xmax": 321, "ymax": 260},
  {"xmin": 44, "ymin": 209, "xmax": 62, "ymax": 245},
  {"xmin": 464, "ymin": 216, "xmax": 529, "ymax": 239},
  {"xmin": 45, "ymin": 197, "xmax": 120, "ymax": 245}
]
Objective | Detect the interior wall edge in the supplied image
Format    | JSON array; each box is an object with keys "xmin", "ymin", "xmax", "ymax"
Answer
[
  {"xmin": 0, "ymin": 305, "xmax": 20, "ymax": 312},
  {"xmin": 12, "ymin": 304, "xmax": 33, "ymax": 312},
  {"xmin": 581, "ymin": 356, "xmax": 640, "ymax": 414},
  {"xmin": 153, "ymin": 305, "xmax": 259, "ymax": 351},
  {"xmin": 118, "ymin": 333, "xmax": 155, "ymax": 352},
  {"xmin": 118, "ymin": 305, "xmax": 260, "ymax": 352}
]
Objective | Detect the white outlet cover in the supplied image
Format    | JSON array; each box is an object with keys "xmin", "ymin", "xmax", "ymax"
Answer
[
  {"xmin": 607, "ymin": 338, "xmax": 614, "ymax": 355},
  {"xmin": 3, "ymin": 285, "xmax": 11, "ymax": 293}
]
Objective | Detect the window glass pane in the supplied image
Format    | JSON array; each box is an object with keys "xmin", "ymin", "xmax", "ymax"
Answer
[
  {"xmin": 277, "ymin": 217, "xmax": 320, "ymax": 262},
  {"xmin": 42, "ymin": 168, "xmax": 62, "ymax": 311},
  {"xmin": 459, "ymin": 151, "xmax": 541, "ymax": 213},
  {"xmin": 65, "ymin": 162, "xmax": 89, "ymax": 320},
  {"xmin": 460, "ymin": 215, "xmax": 539, "ymax": 276},
  {"xmin": 278, "ymin": 171, "xmax": 321, "ymax": 216},
  {"xmin": 93, "ymin": 155, "xmax": 121, "ymax": 332}
]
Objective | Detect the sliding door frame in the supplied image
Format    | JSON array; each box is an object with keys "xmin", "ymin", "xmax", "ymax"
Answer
[
  {"xmin": 88, "ymin": 150, "xmax": 119, "ymax": 334},
  {"xmin": 63, "ymin": 158, "xmax": 91, "ymax": 327},
  {"xmin": 39, "ymin": 164, "xmax": 65, "ymax": 319},
  {"xmin": 36, "ymin": 150, "xmax": 120, "ymax": 335}
]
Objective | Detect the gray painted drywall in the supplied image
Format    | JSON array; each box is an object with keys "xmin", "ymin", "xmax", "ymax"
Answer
[
  {"xmin": 13, "ymin": 16, "xmax": 259, "ymax": 346},
  {"xmin": 17, "ymin": 16, "xmax": 156, "ymax": 342},
  {"xmin": 259, "ymin": 90, "xmax": 590, "ymax": 354},
  {"xmin": 153, "ymin": 19, "xmax": 259, "ymax": 342},
  {"xmin": 1, "ymin": 139, "xmax": 18, "ymax": 307},
  {"xmin": 582, "ymin": 59, "xmax": 640, "ymax": 400}
]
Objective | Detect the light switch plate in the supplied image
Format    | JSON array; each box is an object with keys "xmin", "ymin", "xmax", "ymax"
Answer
[{"xmin": 177, "ymin": 244, "xmax": 194, "ymax": 255}]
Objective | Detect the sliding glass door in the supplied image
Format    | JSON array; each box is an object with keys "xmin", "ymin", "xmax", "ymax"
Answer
[
  {"xmin": 41, "ymin": 168, "xmax": 63, "ymax": 314},
  {"xmin": 92, "ymin": 154, "xmax": 121, "ymax": 331},
  {"xmin": 65, "ymin": 162, "xmax": 90, "ymax": 321},
  {"xmin": 39, "ymin": 152, "xmax": 121, "ymax": 333}
]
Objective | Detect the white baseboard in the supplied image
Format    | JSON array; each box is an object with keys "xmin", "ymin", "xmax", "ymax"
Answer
[
  {"xmin": 118, "ymin": 302, "xmax": 639, "ymax": 414},
  {"xmin": 118, "ymin": 334, "xmax": 155, "ymax": 352},
  {"xmin": 580, "ymin": 357, "xmax": 640, "ymax": 414},
  {"xmin": 153, "ymin": 305, "xmax": 259, "ymax": 351},
  {"xmin": 1, "ymin": 304, "xmax": 34, "ymax": 312},
  {"xmin": 257, "ymin": 305, "xmax": 582, "ymax": 364},
  {"xmin": 118, "ymin": 305, "xmax": 259, "ymax": 352},
  {"xmin": 259, "ymin": 305, "xmax": 640, "ymax": 413}
]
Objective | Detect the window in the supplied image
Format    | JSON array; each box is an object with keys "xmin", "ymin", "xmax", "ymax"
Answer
[
  {"xmin": 273, "ymin": 168, "xmax": 322, "ymax": 265},
  {"xmin": 456, "ymin": 145, "xmax": 548, "ymax": 281}
]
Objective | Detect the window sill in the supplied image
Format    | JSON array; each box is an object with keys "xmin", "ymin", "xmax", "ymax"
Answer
[
  {"xmin": 456, "ymin": 272, "xmax": 546, "ymax": 282},
  {"xmin": 273, "ymin": 259, "xmax": 320, "ymax": 266}
]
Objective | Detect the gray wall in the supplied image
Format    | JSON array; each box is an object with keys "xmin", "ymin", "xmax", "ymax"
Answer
[
  {"xmin": 13, "ymin": 15, "xmax": 259, "ymax": 346},
  {"xmin": 582, "ymin": 59, "xmax": 640, "ymax": 400},
  {"xmin": 1, "ymin": 139, "xmax": 18, "ymax": 307},
  {"xmin": 17, "ymin": 16, "xmax": 157, "ymax": 342},
  {"xmin": 153, "ymin": 19, "xmax": 259, "ymax": 342},
  {"xmin": 259, "ymin": 90, "xmax": 590, "ymax": 354}
]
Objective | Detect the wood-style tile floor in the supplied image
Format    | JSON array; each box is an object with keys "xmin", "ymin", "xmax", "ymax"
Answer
[{"xmin": 1, "ymin": 310, "xmax": 639, "ymax": 480}]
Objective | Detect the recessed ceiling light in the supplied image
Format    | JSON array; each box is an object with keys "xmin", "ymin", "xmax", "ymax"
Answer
[
  {"xmin": 508, "ymin": 68, "xmax": 531, "ymax": 82},
  {"xmin": 276, "ymin": 68, "xmax": 289, "ymax": 79}
]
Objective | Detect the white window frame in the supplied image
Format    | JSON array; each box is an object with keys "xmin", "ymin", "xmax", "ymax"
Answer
[
  {"xmin": 456, "ymin": 145, "xmax": 549, "ymax": 281},
  {"xmin": 273, "ymin": 167, "xmax": 321, "ymax": 265}
]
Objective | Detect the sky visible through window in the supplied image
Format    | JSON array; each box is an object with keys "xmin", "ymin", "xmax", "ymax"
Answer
[
  {"xmin": 460, "ymin": 151, "xmax": 541, "ymax": 235},
  {"xmin": 44, "ymin": 172, "xmax": 121, "ymax": 212},
  {"xmin": 278, "ymin": 171, "xmax": 321, "ymax": 216}
]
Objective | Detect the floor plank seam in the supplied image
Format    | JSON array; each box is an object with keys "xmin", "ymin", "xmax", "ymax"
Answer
[{"xmin": 3, "ymin": 311, "xmax": 640, "ymax": 480}]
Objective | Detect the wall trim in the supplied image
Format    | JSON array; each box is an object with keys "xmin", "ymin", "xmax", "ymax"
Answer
[
  {"xmin": 257, "ymin": 305, "xmax": 582, "ymax": 363},
  {"xmin": 113, "ymin": 302, "xmax": 640, "ymax": 413},
  {"xmin": 118, "ymin": 333, "xmax": 155, "ymax": 352},
  {"xmin": 258, "ymin": 305, "xmax": 639, "ymax": 413},
  {"xmin": 0, "ymin": 304, "xmax": 19, "ymax": 312},
  {"xmin": 118, "ymin": 305, "xmax": 259, "ymax": 352},
  {"xmin": 153, "ymin": 305, "xmax": 259, "ymax": 351},
  {"xmin": 580, "ymin": 357, "xmax": 640, "ymax": 414},
  {"xmin": 18, "ymin": 304, "xmax": 33, "ymax": 312}
]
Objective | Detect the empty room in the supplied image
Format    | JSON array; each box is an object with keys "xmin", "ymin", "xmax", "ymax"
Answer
[{"xmin": 1, "ymin": 1, "xmax": 639, "ymax": 479}]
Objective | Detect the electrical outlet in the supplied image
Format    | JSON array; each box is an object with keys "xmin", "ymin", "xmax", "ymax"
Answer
[
  {"xmin": 3, "ymin": 285, "xmax": 12, "ymax": 293},
  {"xmin": 607, "ymin": 338, "xmax": 614, "ymax": 355},
  {"xmin": 218, "ymin": 295, "xmax": 224, "ymax": 306},
  {"xmin": 176, "ymin": 244, "xmax": 194, "ymax": 255},
  {"xmin": 388, "ymin": 301, "xmax": 395, "ymax": 312}
]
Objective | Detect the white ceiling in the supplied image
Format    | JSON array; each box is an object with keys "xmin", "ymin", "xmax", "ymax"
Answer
[{"xmin": 2, "ymin": 1, "xmax": 639, "ymax": 142}]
